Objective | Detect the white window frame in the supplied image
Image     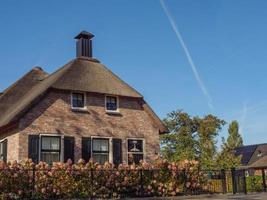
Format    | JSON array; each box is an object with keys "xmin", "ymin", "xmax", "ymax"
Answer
[
  {"xmin": 105, "ymin": 95, "xmax": 120, "ymax": 113},
  {"xmin": 91, "ymin": 136, "xmax": 113, "ymax": 164},
  {"xmin": 126, "ymin": 138, "xmax": 145, "ymax": 164},
  {"xmin": 39, "ymin": 134, "xmax": 64, "ymax": 163},
  {"xmin": 71, "ymin": 92, "xmax": 87, "ymax": 111}
]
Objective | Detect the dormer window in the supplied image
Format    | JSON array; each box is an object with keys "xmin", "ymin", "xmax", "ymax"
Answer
[
  {"xmin": 106, "ymin": 96, "xmax": 119, "ymax": 112},
  {"xmin": 72, "ymin": 92, "xmax": 86, "ymax": 109},
  {"xmin": 257, "ymin": 150, "xmax": 262, "ymax": 157}
]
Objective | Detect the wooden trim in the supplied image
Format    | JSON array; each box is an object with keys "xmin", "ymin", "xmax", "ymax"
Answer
[{"xmin": 0, "ymin": 121, "xmax": 19, "ymax": 135}]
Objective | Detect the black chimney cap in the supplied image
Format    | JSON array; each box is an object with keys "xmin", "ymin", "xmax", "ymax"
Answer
[{"xmin": 75, "ymin": 31, "xmax": 94, "ymax": 39}]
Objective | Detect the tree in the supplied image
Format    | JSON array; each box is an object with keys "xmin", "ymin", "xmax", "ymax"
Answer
[
  {"xmin": 217, "ymin": 121, "xmax": 243, "ymax": 169},
  {"xmin": 160, "ymin": 110, "xmax": 226, "ymax": 170},
  {"xmin": 226, "ymin": 121, "xmax": 243, "ymax": 149},
  {"xmin": 195, "ymin": 115, "xmax": 226, "ymax": 170},
  {"xmin": 160, "ymin": 110, "xmax": 198, "ymax": 162}
]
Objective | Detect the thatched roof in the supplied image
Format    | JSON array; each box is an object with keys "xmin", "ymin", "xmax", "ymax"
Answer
[
  {"xmin": 0, "ymin": 57, "xmax": 168, "ymax": 134},
  {"xmin": 51, "ymin": 57, "xmax": 143, "ymax": 98}
]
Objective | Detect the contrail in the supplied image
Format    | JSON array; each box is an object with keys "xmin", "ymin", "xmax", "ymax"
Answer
[{"xmin": 159, "ymin": 0, "xmax": 213, "ymax": 109}]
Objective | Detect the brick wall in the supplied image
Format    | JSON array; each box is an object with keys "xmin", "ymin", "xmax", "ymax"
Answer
[{"xmin": 17, "ymin": 89, "xmax": 160, "ymax": 163}]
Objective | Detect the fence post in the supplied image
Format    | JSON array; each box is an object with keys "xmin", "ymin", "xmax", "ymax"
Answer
[
  {"xmin": 221, "ymin": 169, "xmax": 227, "ymax": 194},
  {"xmin": 90, "ymin": 168, "xmax": 94, "ymax": 199},
  {"xmin": 262, "ymin": 168, "xmax": 266, "ymax": 192},
  {"xmin": 183, "ymin": 169, "xmax": 187, "ymax": 194},
  {"xmin": 31, "ymin": 167, "xmax": 36, "ymax": 199},
  {"xmin": 231, "ymin": 168, "xmax": 237, "ymax": 194},
  {"xmin": 140, "ymin": 169, "xmax": 144, "ymax": 197},
  {"xmin": 242, "ymin": 169, "xmax": 247, "ymax": 195}
]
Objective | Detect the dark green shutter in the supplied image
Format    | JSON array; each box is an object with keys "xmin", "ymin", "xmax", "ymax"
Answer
[
  {"xmin": 112, "ymin": 138, "xmax": 122, "ymax": 165},
  {"xmin": 28, "ymin": 135, "xmax": 39, "ymax": 164},
  {"xmin": 64, "ymin": 137, "xmax": 75, "ymax": 162},
  {"xmin": 2, "ymin": 139, "xmax": 7, "ymax": 162},
  {"xmin": 82, "ymin": 137, "xmax": 91, "ymax": 162}
]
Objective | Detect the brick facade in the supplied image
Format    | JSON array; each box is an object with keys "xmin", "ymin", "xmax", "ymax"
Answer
[{"xmin": 2, "ymin": 89, "xmax": 160, "ymax": 163}]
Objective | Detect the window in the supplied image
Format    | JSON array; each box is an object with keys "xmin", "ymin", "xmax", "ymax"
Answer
[
  {"xmin": 0, "ymin": 140, "xmax": 7, "ymax": 162},
  {"xmin": 92, "ymin": 138, "xmax": 109, "ymax": 164},
  {"xmin": 127, "ymin": 139, "xmax": 144, "ymax": 164},
  {"xmin": 72, "ymin": 93, "xmax": 85, "ymax": 109},
  {"xmin": 257, "ymin": 150, "xmax": 262, "ymax": 157},
  {"xmin": 106, "ymin": 96, "xmax": 118, "ymax": 111},
  {"xmin": 41, "ymin": 136, "xmax": 61, "ymax": 165}
]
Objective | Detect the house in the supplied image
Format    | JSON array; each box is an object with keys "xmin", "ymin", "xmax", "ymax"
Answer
[
  {"xmin": 0, "ymin": 31, "xmax": 168, "ymax": 165},
  {"xmin": 235, "ymin": 143, "xmax": 267, "ymax": 172}
]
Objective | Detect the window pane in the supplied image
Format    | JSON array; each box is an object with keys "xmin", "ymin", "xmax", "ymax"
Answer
[
  {"xmin": 0, "ymin": 142, "xmax": 2, "ymax": 155},
  {"xmin": 41, "ymin": 152, "xmax": 60, "ymax": 165},
  {"xmin": 42, "ymin": 137, "xmax": 60, "ymax": 150},
  {"xmin": 93, "ymin": 153, "xmax": 109, "ymax": 164},
  {"xmin": 51, "ymin": 137, "xmax": 60, "ymax": 150},
  {"xmin": 128, "ymin": 154, "xmax": 143, "ymax": 165},
  {"xmin": 93, "ymin": 139, "xmax": 109, "ymax": 152},
  {"xmin": 0, "ymin": 142, "xmax": 3, "ymax": 160},
  {"xmin": 128, "ymin": 140, "xmax": 143, "ymax": 153},
  {"xmin": 42, "ymin": 137, "xmax": 51, "ymax": 150}
]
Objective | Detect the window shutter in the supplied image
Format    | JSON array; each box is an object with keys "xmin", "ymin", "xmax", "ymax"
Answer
[
  {"xmin": 64, "ymin": 137, "xmax": 75, "ymax": 162},
  {"xmin": 112, "ymin": 138, "xmax": 122, "ymax": 165},
  {"xmin": 28, "ymin": 135, "xmax": 39, "ymax": 164},
  {"xmin": 2, "ymin": 139, "xmax": 7, "ymax": 162},
  {"xmin": 82, "ymin": 137, "xmax": 91, "ymax": 162}
]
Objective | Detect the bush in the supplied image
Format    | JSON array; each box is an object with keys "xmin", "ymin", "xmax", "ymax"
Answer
[{"xmin": 0, "ymin": 158, "xmax": 212, "ymax": 199}]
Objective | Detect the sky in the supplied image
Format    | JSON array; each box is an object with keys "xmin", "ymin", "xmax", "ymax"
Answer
[{"xmin": 0, "ymin": 0, "xmax": 267, "ymax": 146}]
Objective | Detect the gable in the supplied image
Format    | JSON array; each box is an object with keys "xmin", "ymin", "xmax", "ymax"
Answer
[{"xmin": 248, "ymin": 143, "xmax": 267, "ymax": 165}]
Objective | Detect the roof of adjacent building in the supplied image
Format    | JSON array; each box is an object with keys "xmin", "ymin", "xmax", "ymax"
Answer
[
  {"xmin": 235, "ymin": 145, "xmax": 258, "ymax": 166},
  {"xmin": 0, "ymin": 57, "xmax": 168, "ymax": 134},
  {"xmin": 235, "ymin": 143, "xmax": 267, "ymax": 166},
  {"xmin": 249, "ymin": 155, "xmax": 267, "ymax": 169}
]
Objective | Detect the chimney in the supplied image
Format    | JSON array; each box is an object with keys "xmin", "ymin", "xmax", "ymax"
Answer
[{"xmin": 75, "ymin": 31, "xmax": 94, "ymax": 58}]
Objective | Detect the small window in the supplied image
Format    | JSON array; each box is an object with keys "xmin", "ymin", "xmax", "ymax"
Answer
[
  {"xmin": 257, "ymin": 150, "xmax": 262, "ymax": 157},
  {"xmin": 106, "ymin": 96, "xmax": 118, "ymax": 111},
  {"xmin": 0, "ymin": 140, "xmax": 7, "ymax": 162},
  {"xmin": 72, "ymin": 93, "xmax": 85, "ymax": 108},
  {"xmin": 127, "ymin": 139, "xmax": 144, "ymax": 164},
  {"xmin": 41, "ymin": 136, "xmax": 61, "ymax": 165},
  {"xmin": 92, "ymin": 138, "xmax": 109, "ymax": 164}
]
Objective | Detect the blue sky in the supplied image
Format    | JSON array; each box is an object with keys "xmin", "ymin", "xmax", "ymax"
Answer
[{"xmin": 0, "ymin": 0, "xmax": 267, "ymax": 146}]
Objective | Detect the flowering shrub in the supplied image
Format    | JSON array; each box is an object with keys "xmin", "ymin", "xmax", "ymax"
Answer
[{"xmin": 0, "ymin": 158, "xmax": 214, "ymax": 199}]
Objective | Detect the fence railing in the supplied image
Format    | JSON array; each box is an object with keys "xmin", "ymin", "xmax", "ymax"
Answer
[{"xmin": 0, "ymin": 167, "xmax": 266, "ymax": 199}]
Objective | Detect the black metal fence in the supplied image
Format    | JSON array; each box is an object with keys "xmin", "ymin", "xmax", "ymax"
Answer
[{"xmin": 0, "ymin": 167, "xmax": 266, "ymax": 199}]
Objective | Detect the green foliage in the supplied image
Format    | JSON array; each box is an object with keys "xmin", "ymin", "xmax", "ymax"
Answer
[
  {"xmin": 217, "ymin": 121, "xmax": 243, "ymax": 169},
  {"xmin": 161, "ymin": 110, "xmax": 225, "ymax": 170},
  {"xmin": 160, "ymin": 111, "xmax": 197, "ymax": 162},
  {"xmin": 246, "ymin": 175, "xmax": 263, "ymax": 192},
  {"xmin": 196, "ymin": 115, "xmax": 225, "ymax": 170},
  {"xmin": 227, "ymin": 121, "xmax": 243, "ymax": 149}
]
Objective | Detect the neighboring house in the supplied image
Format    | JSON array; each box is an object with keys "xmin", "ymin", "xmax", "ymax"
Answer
[
  {"xmin": 0, "ymin": 31, "xmax": 168, "ymax": 165},
  {"xmin": 235, "ymin": 143, "xmax": 267, "ymax": 171}
]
